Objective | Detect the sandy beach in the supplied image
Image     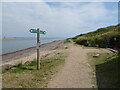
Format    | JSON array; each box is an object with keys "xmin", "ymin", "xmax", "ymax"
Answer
[{"xmin": 1, "ymin": 40, "xmax": 66, "ymax": 66}]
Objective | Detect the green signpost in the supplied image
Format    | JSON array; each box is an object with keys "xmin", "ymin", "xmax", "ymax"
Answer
[
  {"xmin": 40, "ymin": 31, "xmax": 46, "ymax": 34},
  {"xmin": 29, "ymin": 29, "xmax": 38, "ymax": 33},
  {"xmin": 29, "ymin": 28, "xmax": 46, "ymax": 70},
  {"xmin": 30, "ymin": 29, "xmax": 46, "ymax": 34}
]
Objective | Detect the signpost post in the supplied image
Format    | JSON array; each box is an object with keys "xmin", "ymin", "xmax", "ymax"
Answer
[
  {"xmin": 37, "ymin": 28, "xmax": 40, "ymax": 70},
  {"xmin": 29, "ymin": 28, "xmax": 46, "ymax": 70}
]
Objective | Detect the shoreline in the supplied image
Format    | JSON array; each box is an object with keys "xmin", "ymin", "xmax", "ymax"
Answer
[
  {"xmin": 0, "ymin": 37, "xmax": 16, "ymax": 39},
  {"xmin": 1, "ymin": 40, "xmax": 65, "ymax": 64},
  {"xmin": 1, "ymin": 46, "xmax": 36, "ymax": 56},
  {"xmin": 1, "ymin": 40, "xmax": 63, "ymax": 56}
]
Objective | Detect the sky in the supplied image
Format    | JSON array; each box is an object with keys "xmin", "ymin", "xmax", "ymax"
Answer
[{"xmin": 2, "ymin": 2, "xmax": 118, "ymax": 38}]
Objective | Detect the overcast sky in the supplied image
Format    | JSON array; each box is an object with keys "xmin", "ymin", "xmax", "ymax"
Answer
[{"xmin": 2, "ymin": 2, "xmax": 118, "ymax": 38}]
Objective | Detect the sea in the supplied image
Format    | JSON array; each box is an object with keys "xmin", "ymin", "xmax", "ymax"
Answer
[{"xmin": 0, "ymin": 37, "xmax": 64, "ymax": 55}]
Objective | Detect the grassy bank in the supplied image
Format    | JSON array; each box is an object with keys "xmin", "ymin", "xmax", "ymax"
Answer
[
  {"xmin": 68, "ymin": 24, "xmax": 120, "ymax": 48},
  {"xmin": 2, "ymin": 52, "xmax": 68, "ymax": 88},
  {"xmin": 88, "ymin": 52, "xmax": 119, "ymax": 88}
]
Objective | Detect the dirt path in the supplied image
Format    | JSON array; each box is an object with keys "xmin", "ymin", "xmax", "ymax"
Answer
[{"xmin": 47, "ymin": 44, "xmax": 112, "ymax": 88}]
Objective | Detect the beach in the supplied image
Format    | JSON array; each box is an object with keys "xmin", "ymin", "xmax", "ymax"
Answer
[{"xmin": 1, "ymin": 40, "xmax": 66, "ymax": 66}]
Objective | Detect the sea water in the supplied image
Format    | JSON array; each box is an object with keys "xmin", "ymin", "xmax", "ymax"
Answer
[{"xmin": 1, "ymin": 37, "xmax": 63, "ymax": 54}]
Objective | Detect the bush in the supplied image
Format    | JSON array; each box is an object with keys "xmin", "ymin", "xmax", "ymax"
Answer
[
  {"xmin": 76, "ymin": 38, "xmax": 89, "ymax": 46},
  {"xmin": 88, "ymin": 38, "xmax": 97, "ymax": 47}
]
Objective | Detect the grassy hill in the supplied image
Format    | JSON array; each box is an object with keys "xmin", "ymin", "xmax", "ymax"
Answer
[{"xmin": 68, "ymin": 24, "xmax": 120, "ymax": 49}]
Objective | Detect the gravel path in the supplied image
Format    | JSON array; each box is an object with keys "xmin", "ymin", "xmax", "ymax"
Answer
[{"xmin": 47, "ymin": 44, "xmax": 112, "ymax": 88}]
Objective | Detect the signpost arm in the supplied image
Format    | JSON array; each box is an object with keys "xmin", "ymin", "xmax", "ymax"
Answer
[{"xmin": 37, "ymin": 28, "xmax": 40, "ymax": 70}]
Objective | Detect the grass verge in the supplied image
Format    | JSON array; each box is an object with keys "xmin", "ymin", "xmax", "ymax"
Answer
[
  {"xmin": 88, "ymin": 52, "xmax": 119, "ymax": 88},
  {"xmin": 2, "ymin": 52, "xmax": 68, "ymax": 88}
]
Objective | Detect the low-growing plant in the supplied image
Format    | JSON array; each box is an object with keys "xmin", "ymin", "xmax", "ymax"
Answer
[
  {"xmin": 28, "ymin": 60, "xmax": 37, "ymax": 66},
  {"xmin": 64, "ymin": 39, "xmax": 71, "ymax": 43}
]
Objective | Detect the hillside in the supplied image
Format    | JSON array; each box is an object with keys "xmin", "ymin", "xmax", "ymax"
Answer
[{"xmin": 68, "ymin": 24, "xmax": 120, "ymax": 49}]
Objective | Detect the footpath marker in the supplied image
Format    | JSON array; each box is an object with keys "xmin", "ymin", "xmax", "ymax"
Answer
[{"xmin": 29, "ymin": 28, "xmax": 46, "ymax": 70}]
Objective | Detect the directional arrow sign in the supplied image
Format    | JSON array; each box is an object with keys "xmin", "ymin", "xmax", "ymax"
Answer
[
  {"xmin": 30, "ymin": 29, "xmax": 46, "ymax": 34},
  {"xmin": 40, "ymin": 31, "xmax": 46, "ymax": 35},
  {"xmin": 29, "ymin": 29, "xmax": 38, "ymax": 33}
]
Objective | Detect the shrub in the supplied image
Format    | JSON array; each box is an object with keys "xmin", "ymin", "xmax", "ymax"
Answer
[
  {"xmin": 76, "ymin": 38, "xmax": 89, "ymax": 46},
  {"xmin": 88, "ymin": 38, "xmax": 97, "ymax": 47}
]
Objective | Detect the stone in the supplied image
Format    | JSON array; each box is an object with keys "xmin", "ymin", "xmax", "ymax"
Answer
[{"xmin": 93, "ymin": 54, "xmax": 100, "ymax": 58}]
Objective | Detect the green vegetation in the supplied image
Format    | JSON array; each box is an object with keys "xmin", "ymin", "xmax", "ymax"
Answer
[
  {"xmin": 64, "ymin": 38, "xmax": 73, "ymax": 43},
  {"xmin": 2, "ymin": 52, "xmax": 68, "ymax": 88},
  {"xmin": 88, "ymin": 52, "xmax": 120, "ymax": 88},
  {"xmin": 68, "ymin": 24, "xmax": 120, "ymax": 48}
]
